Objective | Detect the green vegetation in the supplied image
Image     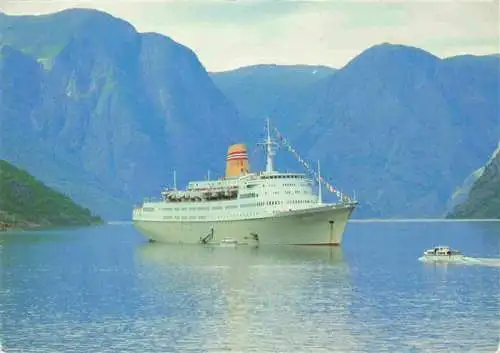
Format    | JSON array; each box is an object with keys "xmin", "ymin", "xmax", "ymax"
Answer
[
  {"xmin": 447, "ymin": 152, "xmax": 500, "ymax": 219},
  {"xmin": 0, "ymin": 160, "xmax": 103, "ymax": 229}
]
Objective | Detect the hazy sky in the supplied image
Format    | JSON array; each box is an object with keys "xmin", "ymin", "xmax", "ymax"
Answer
[{"xmin": 2, "ymin": 0, "xmax": 499, "ymax": 71}]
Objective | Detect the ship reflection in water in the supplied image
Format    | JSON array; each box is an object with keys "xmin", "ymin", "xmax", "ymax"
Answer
[{"xmin": 136, "ymin": 244, "xmax": 358, "ymax": 352}]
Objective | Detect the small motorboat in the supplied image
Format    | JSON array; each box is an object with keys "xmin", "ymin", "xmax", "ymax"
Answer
[{"xmin": 421, "ymin": 245, "xmax": 464, "ymax": 262}]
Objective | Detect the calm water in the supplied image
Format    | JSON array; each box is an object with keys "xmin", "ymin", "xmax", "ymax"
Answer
[{"xmin": 1, "ymin": 221, "xmax": 499, "ymax": 353}]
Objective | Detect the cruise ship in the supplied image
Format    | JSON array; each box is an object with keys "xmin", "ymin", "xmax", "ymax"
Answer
[{"xmin": 132, "ymin": 120, "xmax": 358, "ymax": 246}]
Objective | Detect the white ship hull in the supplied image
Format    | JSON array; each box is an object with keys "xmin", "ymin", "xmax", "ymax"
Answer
[{"xmin": 133, "ymin": 204, "xmax": 355, "ymax": 246}]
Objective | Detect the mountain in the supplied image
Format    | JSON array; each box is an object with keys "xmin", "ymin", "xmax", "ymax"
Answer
[
  {"xmin": 2, "ymin": 9, "xmax": 499, "ymax": 219},
  {"xmin": 210, "ymin": 64, "xmax": 337, "ymax": 171},
  {"xmin": 444, "ymin": 138, "xmax": 500, "ymax": 215},
  {"xmin": 210, "ymin": 64, "xmax": 336, "ymax": 124},
  {"xmin": 0, "ymin": 160, "xmax": 102, "ymax": 229},
  {"xmin": 212, "ymin": 45, "xmax": 499, "ymax": 218},
  {"xmin": 0, "ymin": 9, "xmax": 245, "ymax": 220},
  {"xmin": 447, "ymin": 144, "xmax": 500, "ymax": 219},
  {"xmin": 444, "ymin": 165, "xmax": 485, "ymax": 215}
]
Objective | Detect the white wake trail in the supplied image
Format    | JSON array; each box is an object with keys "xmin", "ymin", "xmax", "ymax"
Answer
[{"xmin": 419, "ymin": 256, "xmax": 500, "ymax": 268}]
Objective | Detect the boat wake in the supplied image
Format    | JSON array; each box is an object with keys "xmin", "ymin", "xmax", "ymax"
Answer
[
  {"xmin": 419, "ymin": 256, "xmax": 500, "ymax": 268},
  {"xmin": 470, "ymin": 257, "xmax": 500, "ymax": 268}
]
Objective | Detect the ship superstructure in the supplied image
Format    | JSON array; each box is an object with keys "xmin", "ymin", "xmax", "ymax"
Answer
[{"xmin": 132, "ymin": 120, "xmax": 358, "ymax": 245}]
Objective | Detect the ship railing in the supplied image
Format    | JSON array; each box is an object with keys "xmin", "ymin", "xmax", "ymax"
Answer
[
  {"xmin": 162, "ymin": 194, "xmax": 239, "ymax": 203},
  {"xmin": 142, "ymin": 197, "xmax": 164, "ymax": 203},
  {"xmin": 189, "ymin": 185, "xmax": 239, "ymax": 191}
]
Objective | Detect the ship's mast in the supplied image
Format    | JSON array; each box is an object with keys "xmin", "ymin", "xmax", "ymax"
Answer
[{"xmin": 264, "ymin": 118, "xmax": 277, "ymax": 173}]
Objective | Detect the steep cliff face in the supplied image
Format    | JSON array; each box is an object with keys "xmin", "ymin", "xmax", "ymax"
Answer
[
  {"xmin": 447, "ymin": 144, "xmax": 500, "ymax": 219},
  {"xmin": 0, "ymin": 9, "xmax": 244, "ymax": 219}
]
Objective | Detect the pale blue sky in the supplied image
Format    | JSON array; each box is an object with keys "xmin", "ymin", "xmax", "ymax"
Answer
[{"xmin": 2, "ymin": 0, "xmax": 499, "ymax": 71}]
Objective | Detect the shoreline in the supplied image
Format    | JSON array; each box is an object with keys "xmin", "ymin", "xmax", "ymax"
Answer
[{"xmin": 0, "ymin": 220, "xmax": 106, "ymax": 233}]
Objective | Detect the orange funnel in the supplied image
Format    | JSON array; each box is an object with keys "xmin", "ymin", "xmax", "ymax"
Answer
[{"xmin": 225, "ymin": 143, "xmax": 249, "ymax": 178}]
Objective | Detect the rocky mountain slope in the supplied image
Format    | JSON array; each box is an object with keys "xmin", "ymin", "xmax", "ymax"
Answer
[
  {"xmin": 213, "ymin": 46, "xmax": 499, "ymax": 217},
  {"xmin": 447, "ymin": 144, "xmax": 500, "ymax": 219},
  {"xmin": 0, "ymin": 9, "xmax": 245, "ymax": 219}
]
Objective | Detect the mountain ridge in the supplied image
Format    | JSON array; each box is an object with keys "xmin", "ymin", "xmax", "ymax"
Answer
[{"xmin": 1, "ymin": 8, "xmax": 499, "ymax": 219}]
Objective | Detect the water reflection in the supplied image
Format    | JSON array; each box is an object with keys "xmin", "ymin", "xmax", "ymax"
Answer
[
  {"xmin": 136, "ymin": 244, "xmax": 357, "ymax": 352},
  {"xmin": 137, "ymin": 243, "xmax": 346, "ymax": 266},
  {"xmin": 0, "ymin": 228, "xmax": 73, "ymax": 245},
  {"xmin": 2, "ymin": 223, "xmax": 499, "ymax": 352}
]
